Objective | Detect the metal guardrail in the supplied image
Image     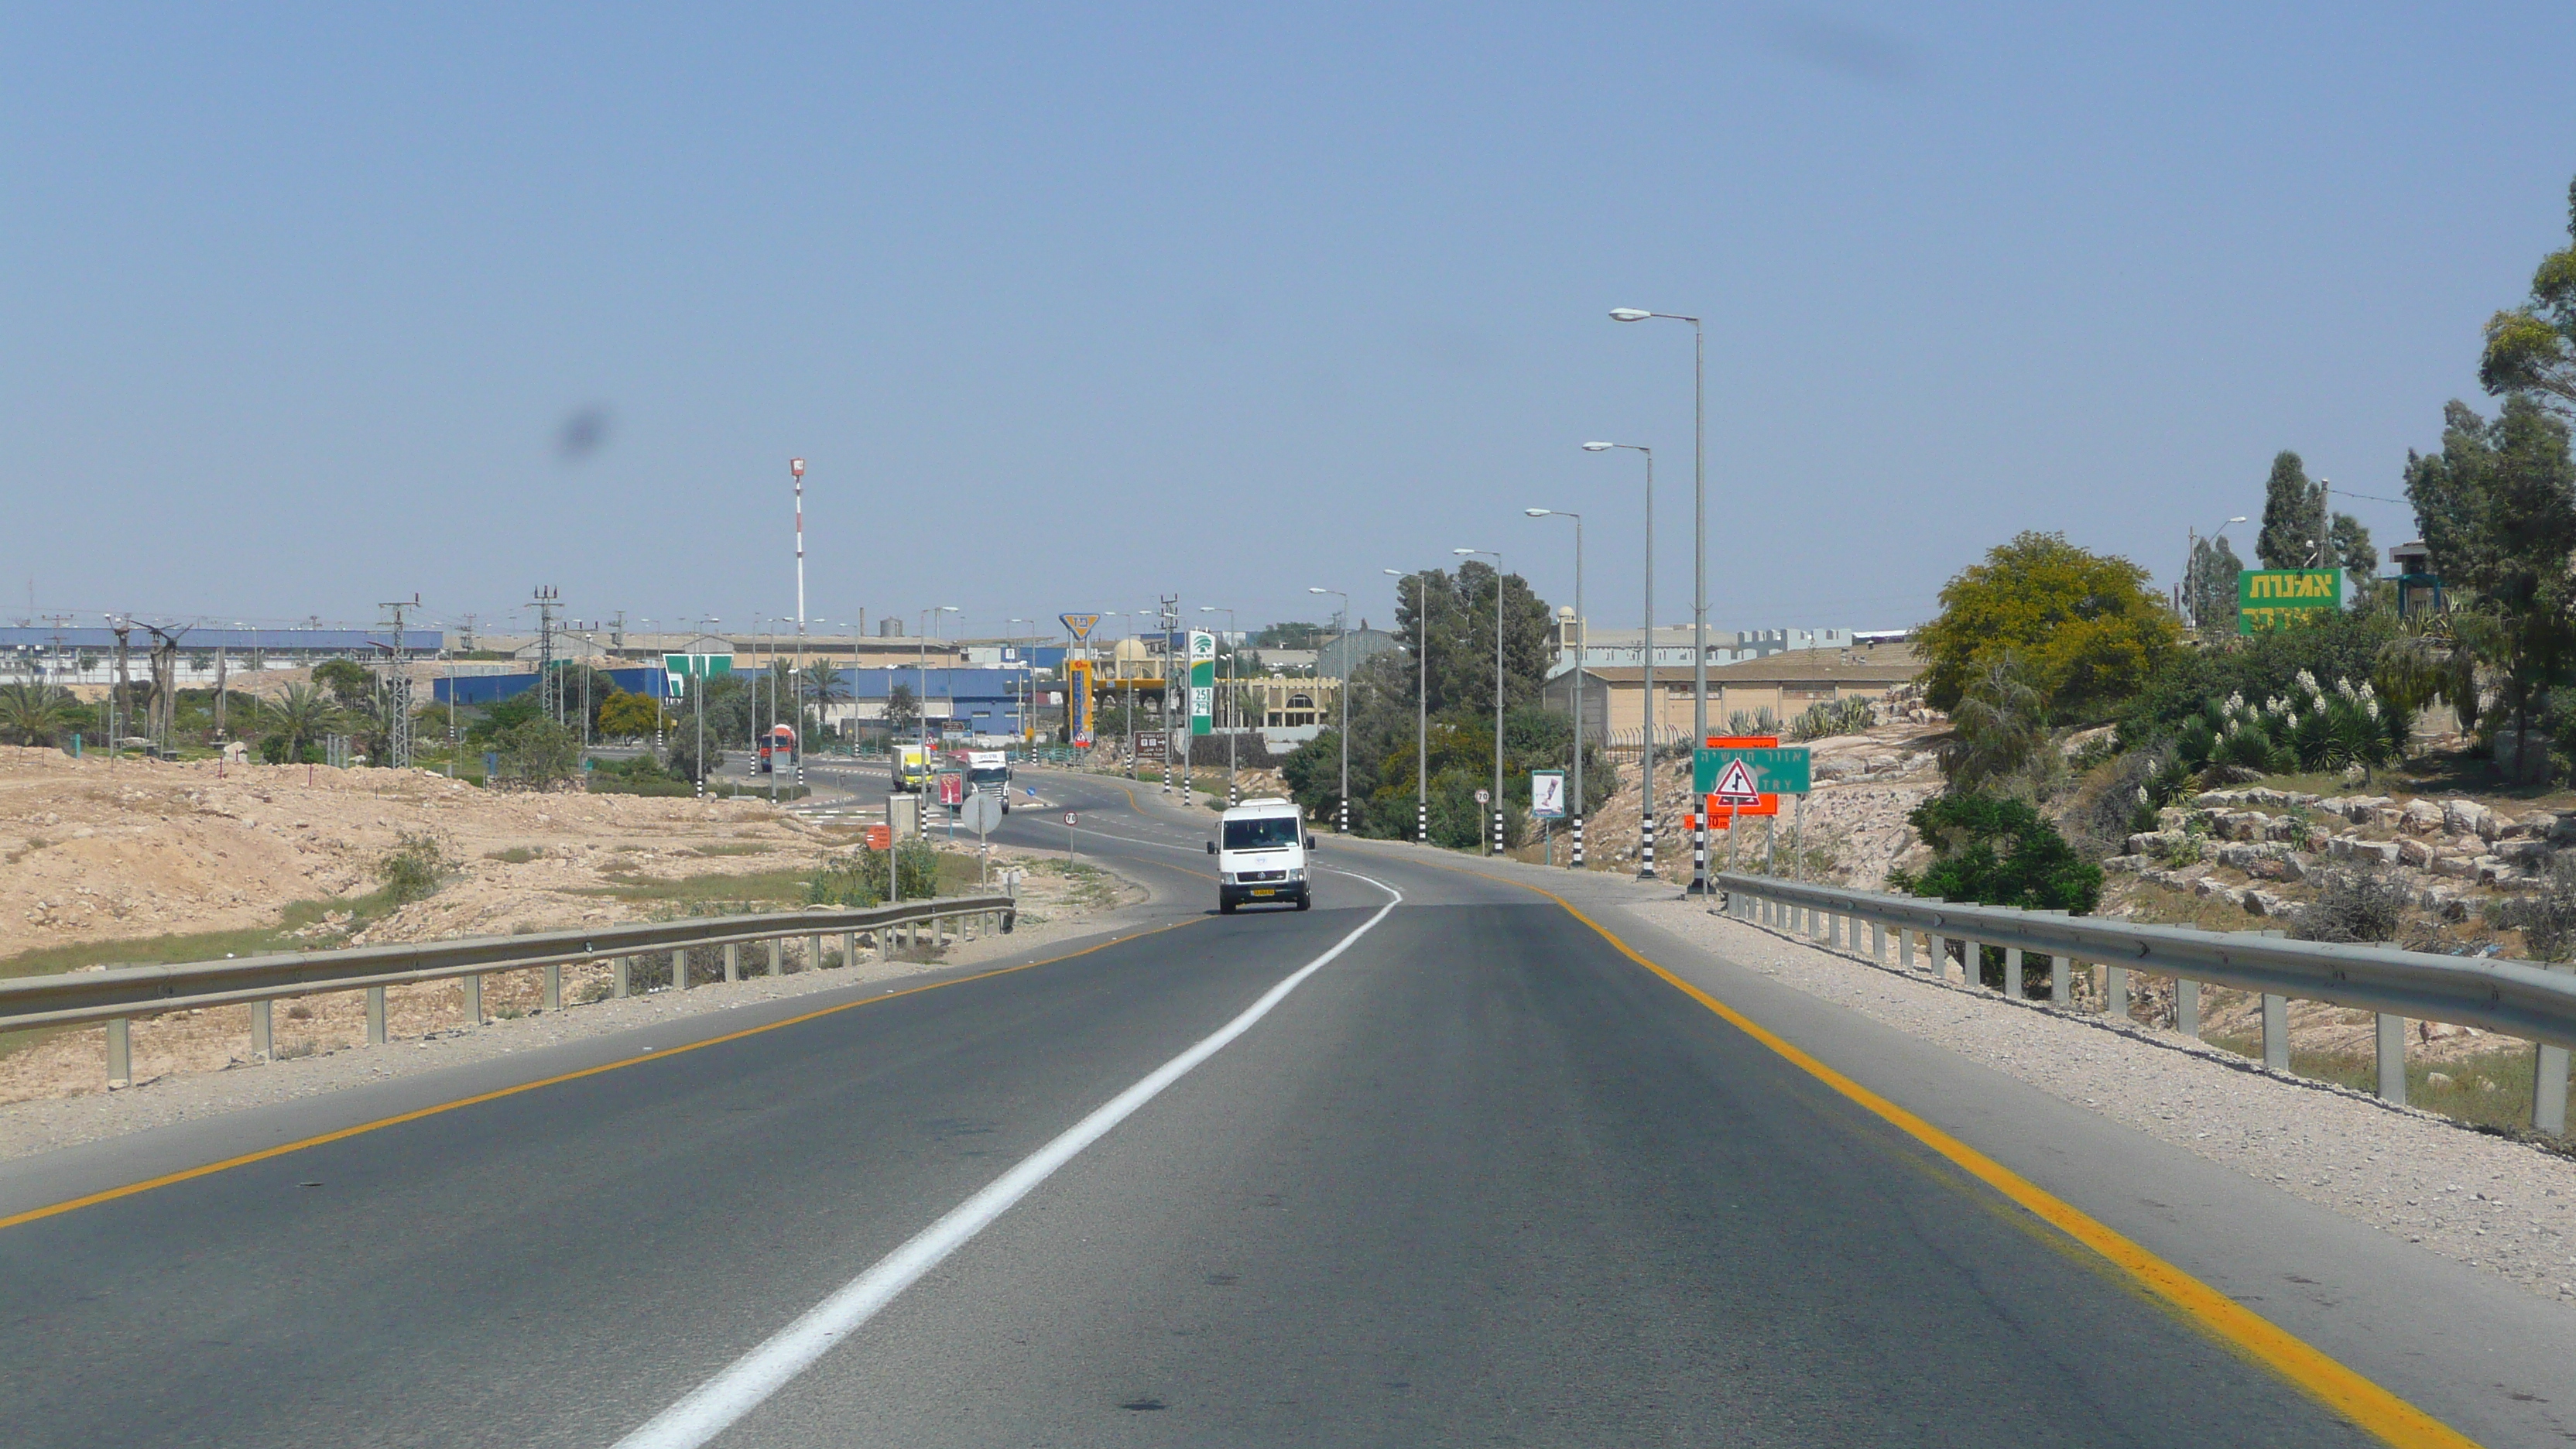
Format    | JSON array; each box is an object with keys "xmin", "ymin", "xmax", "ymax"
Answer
[
  {"xmin": 1714, "ymin": 872, "xmax": 2576, "ymax": 1136},
  {"xmin": 2, "ymin": 895, "xmax": 1017, "ymax": 1088}
]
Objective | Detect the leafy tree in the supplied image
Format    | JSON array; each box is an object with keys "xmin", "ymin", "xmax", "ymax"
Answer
[
  {"xmin": 312, "ymin": 658, "xmax": 374, "ymax": 707},
  {"xmin": 0, "ymin": 681, "xmax": 82, "ymax": 746},
  {"xmin": 2479, "ymin": 174, "xmax": 2576, "ymax": 420},
  {"xmin": 2403, "ymin": 395, "xmax": 2576, "ymax": 779},
  {"xmin": 1918, "ymin": 532, "xmax": 2179, "ymax": 724},
  {"xmin": 464, "ymin": 692, "xmax": 543, "ymax": 746},
  {"xmin": 1937, "ymin": 656, "xmax": 2057, "ymax": 796},
  {"xmin": 2329, "ymin": 514, "xmax": 2377, "ymax": 576},
  {"xmin": 1392, "ymin": 564, "xmax": 1554, "ymax": 718},
  {"xmin": 664, "ymin": 724, "xmax": 724, "ymax": 783},
  {"xmin": 1255, "ymin": 621, "xmax": 1327, "ymax": 649},
  {"xmin": 885, "ymin": 682, "xmax": 920, "ymax": 733},
  {"xmin": 595, "ymin": 690, "xmax": 666, "ymax": 738},
  {"xmin": 495, "ymin": 718, "xmax": 581, "ymax": 787},
  {"xmin": 2256, "ymin": 451, "xmax": 2322, "ymax": 569},
  {"xmin": 1887, "ymin": 793, "xmax": 2102, "ymax": 915},
  {"xmin": 2184, "ymin": 533, "xmax": 2245, "ymax": 632}
]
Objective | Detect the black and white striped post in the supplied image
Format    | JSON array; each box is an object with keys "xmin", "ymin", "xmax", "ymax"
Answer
[
  {"xmin": 1639, "ymin": 812, "xmax": 1657, "ymax": 879},
  {"xmin": 1571, "ymin": 815, "xmax": 1585, "ymax": 868},
  {"xmin": 1491, "ymin": 807, "xmax": 1505, "ymax": 855},
  {"xmin": 1338, "ymin": 797, "xmax": 1349, "ymax": 834},
  {"xmin": 1417, "ymin": 798, "xmax": 1428, "ymax": 844}
]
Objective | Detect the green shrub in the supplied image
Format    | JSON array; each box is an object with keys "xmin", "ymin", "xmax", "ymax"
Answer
[
  {"xmin": 807, "ymin": 841, "xmax": 939, "ymax": 906},
  {"xmin": 1788, "ymin": 697, "xmax": 1875, "ymax": 741},
  {"xmin": 2294, "ymin": 866, "xmax": 2410, "ymax": 945},
  {"xmin": 375, "ymin": 833, "xmax": 451, "ymax": 906},
  {"xmin": 1888, "ymin": 793, "xmax": 2102, "ymax": 914}
]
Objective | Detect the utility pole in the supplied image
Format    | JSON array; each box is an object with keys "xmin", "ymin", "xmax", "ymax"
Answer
[
  {"xmin": 108, "ymin": 616, "xmax": 133, "ymax": 762},
  {"xmin": 791, "ymin": 458, "xmax": 807, "ymax": 789},
  {"xmin": 529, "ymin": 587, "xmax": 562, "ymax": 726},
  {"xmin": 377, "ymin": 595, "xmax": 419, "ymax": 769}
]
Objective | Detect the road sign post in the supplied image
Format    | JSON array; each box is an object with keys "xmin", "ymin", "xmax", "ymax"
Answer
[{"xmin": 1065, "ymin": 810, "xmax": 1078, "ymax": 864}]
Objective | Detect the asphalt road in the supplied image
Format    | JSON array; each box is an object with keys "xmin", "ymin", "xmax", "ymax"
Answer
[{"xmin": 0, "ymin": 766, "xmax": 2547, "ymax": 1445}]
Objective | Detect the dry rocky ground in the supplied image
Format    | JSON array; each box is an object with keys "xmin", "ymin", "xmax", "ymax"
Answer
[{"xmin": 0, "ymin": 745, "xmax": 1135, "ymax": 1108}]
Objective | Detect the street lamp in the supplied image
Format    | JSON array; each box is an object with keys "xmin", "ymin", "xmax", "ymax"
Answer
[
  {"xmin": 1384, "ymin": 567, "xmax": 1427, "ymax": 844},
  {"xmin": 1612, "ymin": 309, "xmax": 1708, "ymax": 734},
  {"xmin": 1526, "ymin": 509, "xmax": 1584, "ymax": 868},
  {"xmin": 1451, "ymin": 550, "xmax": 1506, "ymax": 856},
  {"xmin": 694, "ymin": 617, "xmax": 719, "ymax": 800},
  {"xmin": 2184, "ymin": 516, "xmax": 2250, "ymax": 631},
  {"xmin": 1584, "ymin": 440, "xmax": 1659, "ymax": 879},
  {"xmin": 917, "ymin": 605, "xmax": 957, "ymax": 751},
  {"xmin": 1009, "ymin": 618, "xmax": 1038, "ymax": 745},
  {"xmin": 1308, "ymin": 587, "xmax": 1351, "ymax": 832}
]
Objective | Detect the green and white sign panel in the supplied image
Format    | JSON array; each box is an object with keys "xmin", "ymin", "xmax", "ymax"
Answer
[
  {"xmin": 1692, "ymin": 745, "xmax": 1811, "ymax": 796},
  {"xmin": 663, "ymin": 653, "xmax": 735, "ymax": 696},
  {"xmin": 1188, "ymin": 630, "xmax": 1215, "ymax": 735}
]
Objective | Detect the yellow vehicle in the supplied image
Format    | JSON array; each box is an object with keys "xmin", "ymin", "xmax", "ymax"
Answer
[{"xmin": 891, "ymin": 742, "xmax": 932, "ymax": 793}]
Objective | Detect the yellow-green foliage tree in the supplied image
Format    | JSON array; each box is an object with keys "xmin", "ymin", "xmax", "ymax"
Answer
[
  {"xmin": 1918, "ymin": 532, "xmax": 2180, "ymax": 724},
  {"xmin": 595, "ymin": 688, "xmax": 666, "ymax": 739}
]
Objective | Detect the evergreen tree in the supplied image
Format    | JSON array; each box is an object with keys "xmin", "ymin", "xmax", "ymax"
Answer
[
  {"xmin": 2256, "ymin": 450, "xmax": 2322, "ymax": 569},
  {"xmin": 2184, "ymin": 533, "xmax": 2245, "ymax": 631}
]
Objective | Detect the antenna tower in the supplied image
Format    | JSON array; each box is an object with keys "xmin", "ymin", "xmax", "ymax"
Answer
[
  {"xmin": 379, "ymin": 594, "xmax": 420, "ymax": 769},
  {"xmin": 530, "ymin": 587, "xmax": 563, "ymax": 724}
]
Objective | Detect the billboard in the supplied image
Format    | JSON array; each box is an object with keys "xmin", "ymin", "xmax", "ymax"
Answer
[
  {"xmin": 2237, "ymin": 569, "xmax": 2343, "ymax": 634},
  {"xmin": 1188, "ymin": 631, "xmax": 1215, "ymax": 735}
]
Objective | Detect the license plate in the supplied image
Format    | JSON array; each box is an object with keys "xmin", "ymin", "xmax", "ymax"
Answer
[{"xmin": 1251, "ymin": 889, "xmax": 1276, "ymax": 897}]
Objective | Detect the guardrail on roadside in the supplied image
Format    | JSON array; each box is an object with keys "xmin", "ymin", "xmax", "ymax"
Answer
[
  {"xmin": 0, "ymin": 895, "xmax": 1017, "ymax": 1089},
  {"xmin": 1713, "ymin": 872, "xmax": 2576, "ymax": 1136}
]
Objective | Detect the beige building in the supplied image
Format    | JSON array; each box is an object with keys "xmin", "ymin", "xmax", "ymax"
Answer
[{"xmin": 1542, "ymin": 644, "xmax": 1923, "ymax": 749}]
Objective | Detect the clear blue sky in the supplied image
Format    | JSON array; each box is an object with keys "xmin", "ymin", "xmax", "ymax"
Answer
[{"xmin": 6, "ymin": 5, "xmax": 2572, "ymax": 643}]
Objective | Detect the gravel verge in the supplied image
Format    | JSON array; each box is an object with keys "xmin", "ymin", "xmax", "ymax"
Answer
[{"xmin": 1628, "ymin": 898, "xmax": 2576, "ymax": 1310}]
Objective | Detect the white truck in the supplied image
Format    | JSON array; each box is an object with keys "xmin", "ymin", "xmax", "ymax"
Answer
[
  {"xmin": 946, "ymin": 747, "xmax": 1013, "ymax": 814},
  {"xmin": 1205, "ymin": 796, "xmax": 1312, "ymax": 913}
]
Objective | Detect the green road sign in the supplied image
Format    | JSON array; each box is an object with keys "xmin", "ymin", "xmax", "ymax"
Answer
[
  {"xmin": 2237, "ymin": 569, "xmax": 2342, "ymax": 634},
  {"xmin": 1693, "ymin": 745, "xmax": 1811, "ymax": 796},
  {"xmin": 663, "ymin": 653, "xmax": 734, "ymax": 696}
]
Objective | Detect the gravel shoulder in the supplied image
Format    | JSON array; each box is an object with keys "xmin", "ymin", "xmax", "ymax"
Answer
[{"xmin": 1626, "ymin": 896, "xmax": 2576, "ymax": 1310}]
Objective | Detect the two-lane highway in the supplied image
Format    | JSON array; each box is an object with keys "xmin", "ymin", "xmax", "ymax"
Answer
[{"xmin": 0, "ymin": 766, "xmax": 2450, "ymax": 1444}]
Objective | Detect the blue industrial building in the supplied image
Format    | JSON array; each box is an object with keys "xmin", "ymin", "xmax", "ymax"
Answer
[
  {"xmin": 846, "ymin": 666, "xmax": 1036, "ymax": 736},
  {"xmin": 431, "ymin": 667, "xmax": 673, "ymax": 706}
]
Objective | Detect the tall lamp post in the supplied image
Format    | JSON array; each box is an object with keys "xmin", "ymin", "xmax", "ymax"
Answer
[
  {"xmin": 1612, "ymin": 308, "xmax": 1706, "ymax": 889},
  {"xmin": 694, "ymin": 617, "xmax": 719, "ymax": 800},
  {"xmin": 1307, "ymin": 587, "xmax": 1351, "ymax": 832},
  {"xmin": 1200, "ymin": 606, "xmax": 1239, "ymax": 804},
  {"xmin": 917, "ymin": 605, "xmax": 957, "ymax": 752},
  {"xmin": 1525, "ymin": 509, "xmax": 1584, "ymax": 868},
  {"xmin": 2184, "ymin": 516, "xmax": 2249, "ymax": 632},
  {"xmin": 1584, "ymin": 440, "xmax": 1658, "ymax": 879},
  {"xmin": 1383, "ymin": 567, "xmax": 1427, "ymax": 843},
  {"xmin": 1451, "ymin": 549, "xmax": 1506, "ymax": 856},
  {"xmin": 1009, "ymin": 618, "xmax": 1038, "ymax": 746}
]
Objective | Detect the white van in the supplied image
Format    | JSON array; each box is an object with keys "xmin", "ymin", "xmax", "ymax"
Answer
[{"xmin": 1207, "ymin": 796, "xmax": 1312, "ymax": 913}]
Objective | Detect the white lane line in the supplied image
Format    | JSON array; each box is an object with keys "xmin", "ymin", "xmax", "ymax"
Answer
[{"xmin": 611, "ymin": 871, "xmax": 1406, "ymax": 1449}]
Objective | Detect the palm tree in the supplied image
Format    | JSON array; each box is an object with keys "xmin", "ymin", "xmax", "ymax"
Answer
[
  {"xmin": 0, "ymin": 681, "xmax": 82, "ymax": 746},
  {"xmin": 262, "ymin": 683, "xmax": 343, "ymax": 760}
]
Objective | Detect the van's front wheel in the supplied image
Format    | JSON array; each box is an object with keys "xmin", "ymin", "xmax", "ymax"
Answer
[{"xmin": 1293, "ymin": 890, "xmax": 1311, "ymax": 911}]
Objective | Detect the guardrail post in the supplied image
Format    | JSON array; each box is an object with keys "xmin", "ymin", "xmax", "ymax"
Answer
[
  {"xmin": 250, "ymin": 999, "xmax": 272, "ymax": 1060},
  {"xmin": 367, "ymin": 986, "xmax": 387, "ymax": 1043},
  {"xmin": 1899, "ymin": 929, "xmax": 1914, "ymax": 971},
  {"xmin": 1928, "ymin": 933, "xmax": 1947, "ymax": 981},
  {"xmin": 2261, "ymin": 994, "xmax": 2289, "ymax": 1070},
  {"xmin": 2105, "ymin": 965, "xmax": 2128, "ymax": 1021},
  {"xmin": 2050, "ymin": 956, "xmax": 2071, "ymax": 1008},
  {"xmin": 614, "ymin": 957, "xmax": 631, "ymax": 998},
  {"xmin": 106, "ymin": 1016, "xmax": 131, "ymax": 1086},
  {"xmin": 769, "ymin": 938, "xmax": 783, "ymax": 975},
  {"xmin": 543, "ymin": 964, "xmax": 562, "ymax": 1012},
  {"xmin": 672, "ymin": 949, "xmax": 690, "ymax": 992},
  {"xmin": 2004, "ymin": 947, "xmax": 2023, "ymax": 999},
  {"xmin": 2376, "ymin": 1014, "xmax": 2407, "ymax": 1106},
  {"xmin": 843, "ymin": 930, "xmax": 856, "ymax": 968},
  {"xmin": 2536, "ymin": 964, "xmax": 2571, "ymax": 1136},
  {"xmin": 807, "ymin": 932, "xmax": 823, "ymax": 968},
  {"xmin": 462, "ymin": 972, "xmax": 482, "ymax": 1026},
  {"xmin": 1871, "ymin": 921, "xmax": 1886, "ymax": 963},
  {"xmin": 724, "ymin": 943, "xmax": 741, "ymax": 984},
  {"xmin": 2174, "ymin": 978, "xmax": 2197, "ymax": 1036}
]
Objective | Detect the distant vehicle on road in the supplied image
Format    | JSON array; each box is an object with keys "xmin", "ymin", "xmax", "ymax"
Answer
[
  {"xmin": 950, "ymin": 747, "xmax": 1012, "ymax": 813},
  {"xmin": 891, "ymin": 742, "xmax": 931, "ymax": 793},
  {"xmin": 1207, "ymin": 796, "xmax": 1311, "ymax": 913},
  {"xmin": 755, "ymin": 723, "xmax": 796, "ymax": 774}
]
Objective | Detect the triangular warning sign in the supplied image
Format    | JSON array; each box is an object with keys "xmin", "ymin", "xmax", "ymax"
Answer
[
  {"xmin": 1060, "ymin": 613, "xmax": 1102, "ymax": 641},
  {"xmin": 1711, "ymin": 757, "xmax": 1762, "ymax": 806}
]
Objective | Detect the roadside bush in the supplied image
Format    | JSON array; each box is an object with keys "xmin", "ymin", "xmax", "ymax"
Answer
[
  {"xmin": 494, "ymin": 718, "xmax": 580, "ymax": 789},
  {"xmin": 375, "ymin": 832, "xmax": 451, "ymax": 906},
  {"xmin": 1887, "ymin": 793, "xmax": 2102, "ymax": 914},
  {"xmin": 2293, "ymin": 866, "xmax": 2410, "ymax": 945},
  {"xmin": 1724, "ymin": 708, "xmax": 1782, "ymax": 737},
  {"xmin": 1788, "ymin": 697, "xmax": 1875, "ymax": 741},
  {"xmin": 807, "ymin": 841, "xmax": 939, "ymax": 906},
  {"xmin": 2061, "ymin": 744, "xmax": 2169, "ymax": 861}
]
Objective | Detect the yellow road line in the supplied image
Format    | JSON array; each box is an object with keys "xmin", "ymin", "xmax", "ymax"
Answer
[
  {"xmin": 0, "ymin": 919, "xmax": 1204, "ymax": 1233},
  {"xmin": 1471, "ymin": 866, "xmax": 2478, "ymax": 1449}
]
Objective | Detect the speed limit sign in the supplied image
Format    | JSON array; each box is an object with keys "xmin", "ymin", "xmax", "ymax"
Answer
[{"xmin": 1064, "ymin": 811, "xmax": 1077, "ymax": 826}]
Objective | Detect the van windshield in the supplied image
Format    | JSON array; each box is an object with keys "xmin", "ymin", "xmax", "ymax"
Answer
[{"xmin": 1224, "ymin": 817, "xmax": 1301, "ymax": 851}]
